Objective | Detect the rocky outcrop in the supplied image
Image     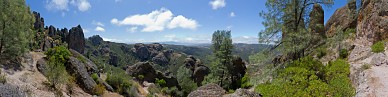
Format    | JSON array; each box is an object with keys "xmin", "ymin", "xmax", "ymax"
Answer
[
  {"xmin": 132, "ymin": 43, "xmax": 150, "ymax": 61},
  {"xmin": 88, "ymin": 35, "xmax": 104, "ymax": 46},
  {"xmin": 325, "ymin": 1, "xmax": 357, "ymax": 37},
  {"xmin": 152, "ymin": 52, "xmax": 169, "ymax": 66},
  {"xmin": 33, "ymin": 11, "xmax": 44, "ymax": 31},
  {"xmin": 69, "ymin": 49, "xmax": 98, "ymax": 74},
  {"xmin": 184, "ymin": 56, "xmax": 210, "ymax": 86},
  {"xmin": 372, "ymin": 53, "xmax": 388, "ymax": 66},
  {"xmin": 188, "ymin": 84, "xmax": 226, "ymax": 97},
  {"xmin": 126, "ymin": 62, "xmax": 179, "ymax": 88},
  {"xmin": 0, "ymin": 83, "xmax": 26, "ymax": 97},
  {"xmin": 309, "ymin": 4, "xmax": 325, "ymax": 36},
  {"xmin": 36, "ymin": 58, "xmax": 47, "ymax": 75},
  {"xmin": 356, "ymin": 0, "xmax": 388, "ymax": 43},
  {"xmin": 223, "ymin": 89, "xmax": 262, "ymax": 97},
  {"xmin": 108, "ymin": 53, "xmax": 119, "ymax": 67},
  {"xmin": 67, "ymin": 25, "xmax": 85, "ymax": 54},
  {"xmin": 66, "ymin": 57, "xmax": 97, "ymax": 94}
]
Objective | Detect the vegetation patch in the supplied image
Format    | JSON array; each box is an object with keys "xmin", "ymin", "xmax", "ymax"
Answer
[
  {"xmin": 371, "ymin": 41, "xmax": 385, "ymax": 53},
  {"xmin": 255, "ymin": 57, "xmax": 355, "ymax": 97},
  {"xmin": 45, "ymin": 46, "xmax": 72, "ymax": 90}
]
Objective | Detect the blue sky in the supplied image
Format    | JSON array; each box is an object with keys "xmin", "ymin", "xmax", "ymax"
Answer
[{"xmin": 26, "ymin": 0, "xmax": 347, "ymax": 44}]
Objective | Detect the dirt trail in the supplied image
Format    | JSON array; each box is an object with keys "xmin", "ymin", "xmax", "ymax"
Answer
[{"xmin": 349, "ymin": 40, "xmax": 388, "ymax": 97}]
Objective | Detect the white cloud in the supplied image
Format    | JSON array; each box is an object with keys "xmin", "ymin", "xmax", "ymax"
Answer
[
  {"xmin": 111, "ymin": 8, "xmax": 198, "ymax": 32},
  {"xmin": 46, "ymin": 0, "xmax": 91, "ymax": 12},
  {"xmin": 92, "ymin": 21, "xmax": 105, "ymax": 27},
  {"xmin": 83, "ymin": 29, "xmax": 90, "ymax": 33},
  {"xmin": 95, "ymin": 26, "xmax": 105, "ymax": 32},
  {"xmin": 233, "ymin": 36, "xmax": 258, "ymax": 44},
  {"xmin": 230, "ymin": 12, "xmax": 235, "ymax": 17},
  {"xmin": 102, "ymin": 37, "xmax": 122, "ymax": 42},
  {"xmin": 127, "ymin": 27, "xmax": 138, "ymax": 33},
  {"xmin": 164, "ymin": 34, "xmax": 176, "ymax": 38},
  {"xmin": 77, "ymin": 0, "xmax": 91, "ymax": 12},
  {"xmin": 111, "ymin": 18, "xmax": 119, "ymax": 25},
  {"xmin": 46, "ymin": 0, "xmax": 69, "ymax": 11},
  {"xmin": 168, "ymin": 15, "xmax": 198, "ymax": 30},
  {"xmin": 209, "ymin": 0, "xmax": 226, "ymax": 10}
]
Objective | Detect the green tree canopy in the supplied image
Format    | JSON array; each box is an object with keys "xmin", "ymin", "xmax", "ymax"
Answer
[{"xmin": 0, "ymin": 0, "xmax": 34, "ymax": 60}]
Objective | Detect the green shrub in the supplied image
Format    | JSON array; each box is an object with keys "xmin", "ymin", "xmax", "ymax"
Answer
[
  {"xmin": 316, "ymin": 47, "xmax": 327, "ymax": 58},
  {"xmin": 240, "ymin": 74, "xmax": 253, "ymax": 89},
  {"xmin": 155, "ymin": 78, "xmax": 166, "ymax": 87},
  {"xmin": 106, "ymin": 73, "xmax": 132, "ymax": 95},
  {"xmin": 371, "ymin": 41, "xmax": 385, "ymax": 53},
  {"xmin": 339, "ymin": 49, "xmax": 349, "ymax": 59},
  {"xmin": 0, "ymin": 73, "xmax": 6, "ymax": 84},
  {"xmin": 361, "ymin": 64, "xmax": 371, "ymax": 71},
  {"xmin": 93, "ymin": 83, "xmax": 105, "ymax": 95},
  {"xmin": 91, "ymin": 73, "xmax": 99, "ymax": 82},
  {"xmin": 45, "ymin": 46, "xmax": 72, "ymax": 90},
  {"xmin": 255, "ymin": 57, "xmax": 355, "ymax": 97}
]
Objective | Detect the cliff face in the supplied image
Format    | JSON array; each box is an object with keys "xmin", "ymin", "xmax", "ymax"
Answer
[
  {"xmin": 32, "ymin": 12, "xmax": 85, "ymax": 54},
  {"xmin": 346, "ymin": 0, "xmax": 388, "ymax": 96}
]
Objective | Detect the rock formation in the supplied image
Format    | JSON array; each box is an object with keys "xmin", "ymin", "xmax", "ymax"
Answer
[
  {"xmin": 66, "ymin": 57, "xmax": 97, "ymax": 94},
  {"xmin": 309, "ymin": 4, "xmax": 325, "ymax": 36},
  {"xmin": 325, "ymin": 0, "xmax": 357, "ymax": 37},
  {"xmin": 223, "ymin": 89, "xmax": 262, "ymax": 97},
  {"xmin": 132, "ymin": 43, "xmax": 150, "ymax": 61},
  {"xmin": 33, "ymin": 11, "xmax": 44, "ymax": 31},
  {"xmin": 184, "ymin": 55, "xmax": 210, "ymax": 86},
  {"xmin": 126, "ymin": 62, "xmax": 179, "ymax": 88},
  {"xmin": 88, "ymin": 35, "xmax": 104, "ymax": 46},
  {"xmin": 68, "ymin": 25, "xmax": 85, "ymax": 54},
  {"xmin": 188, "ymin": 84, "xmax": 226, "ymax": 97},
  {"xmin": 356, "ymin": 0, "xmax": 388, "ymax": 43}
]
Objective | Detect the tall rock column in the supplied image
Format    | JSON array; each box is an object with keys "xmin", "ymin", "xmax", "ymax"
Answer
[
  {"xmin": 309, "ymin": 4, "xmax": 324, "ymax": 37},
  {"xmin": 68, "ymin": 25, "xmax": 85, "ymax": 54}
]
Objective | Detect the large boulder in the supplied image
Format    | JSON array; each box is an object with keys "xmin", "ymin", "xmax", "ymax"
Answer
[
  {"xmin": 69, "ymin": 49, "xmax": 98, "ymax": 74},
  {"xmin": 309, "ymin": 4, "xmax": 325, "ymax": 36},
  {"xmin": 108, "ymin": 53, "xmax": 119, "ymax": 67},
  {"xmin": 356, "ymin": 0, "xmax": 388, "ymax": 43},
  {"xmin": 48, "ymin": 25, "xmax": 56, "ymax": 37},
  {"xmin": 36, "ymin": 58, "xmax": 47, "ymax": 75},
  {"xmin": 88, "ymin": 35, "xmax": 104, "ymax": 46},
  {"xmin": 325, "ymin": 1, "xmax": 357, "ymax": 37},
  {"xmin": 126, "ymin": 62, "xmax": 179, "ymax": 88},
  {"xmin": 66, "ymin": 57, "xmax": 97, "ymax": 94},
  {"xmin": 67, "ymin": 25, "xmax": 85, "ymax": 54},
  {"xmin": 0, "ymin": 83, "xmax": 26, "ymax": 97},
  {"xmin": 188, "ymin": 83, "xmax": 226, "ymax": 97},
  {"xmin": 152, "ymin": 53, "xmax": 169, "ymax": 66},
  {"xmin": 223, "ymin": 89, "xmax": 262, "ymax": 97},
  {"xmin": 372, "ymin": 53, "xmax": 388, "ymax": 66},
  {"xmin": 183, "ymin": 55, "xmax": 210, "ymax": 86},
  {"xmin": 132, "ymin": 43, "xmax": 150, "ymax": 61}
]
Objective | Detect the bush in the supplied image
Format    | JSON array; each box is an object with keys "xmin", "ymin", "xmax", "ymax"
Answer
[
  {"xmin": 106, "ymin": 73, "xmax": 132, "ymax": 95},
  {"xmin": 155, "ymin": 78, "xmax": 166, "ymax": 87},
  {"xmin": 339, "ymin": 49, "xmax": 349, "ymax": 59},
  {"xmin": 255, "ymin": 57, "xmax": 355, "ymax": 97},
  {"xmin": 240, "ymin": 74, "xmax": 253, "ymax": 89},
  {"xmin": 45, "ymin": 46, "xmax": 72, "ymax": 90},
  {"xmin": 361, "ymin": 64, "xmax": 371, "ymax": 71},
  {"xmin": 0, "ymin": 74, "xmax": 6, "ymax": 84},
  {"xmin": 316, "ymin": 47, "xmax": 327, "ymax": 58},
  {"xmin": 93, "ymin": 83, "xmax": 105, "ymax": 95},
  {"xmin": 91, "ymin": 73, "xmax": 99, "ymax": 82},
  {"xmin": 371, "ymin": 41, "xmax": 385, "ymax": 53},
  {"xmin": 177, "ymin": 66, "xmax": 198, "ymax": 96}
]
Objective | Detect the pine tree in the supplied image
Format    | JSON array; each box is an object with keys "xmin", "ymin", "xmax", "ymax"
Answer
[
  {"xmin": 0, "ymin": 0, "xmax": 34, "ymax": 60},
  {"xmin": 258, "ymin": 0, "xmax": 333, "ymax": 60},
  {"xmin": 209, "ymin": 30, "xmax": 233, "ymax": 89}
]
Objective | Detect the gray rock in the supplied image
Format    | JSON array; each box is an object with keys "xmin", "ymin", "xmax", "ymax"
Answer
[
  {"xmin": 152, "ymin": 53, "xmax": 169, "ymax": 66},
  {"xmin": 66, "ymin": 57, "xmax": 97, "ymax": 94},
  {"xmin": 69, "ymin": 49, "xmax": 98, "ymax": 74},
  {"xmin": 36, "ymin": 58, "xmax": 47, "ymax": 75},
  {"xmin": 68, "ymin": 25, "xmax": 85, "ymax": 54},
  {"xmin": 372, "ymin": 53, "xmax": 388, "ymax": 66},
  {"xmin": 0, "ymin": 83, "xmax": 26, "ymax": 97},
  {"xmin": 188, "ymin": 83, "xmax": 226, "ymax": 97},
  {"xmin": 223, "ymin": 89, "xmax": 262, "ymax": 97}
]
